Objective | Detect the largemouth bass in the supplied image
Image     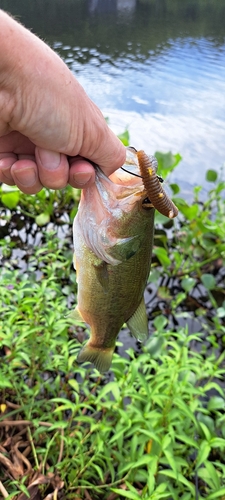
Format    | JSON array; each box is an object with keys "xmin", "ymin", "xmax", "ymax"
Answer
[{"xmin": 72, "ymin": 147, "xmax": 155, "ymax": 372}]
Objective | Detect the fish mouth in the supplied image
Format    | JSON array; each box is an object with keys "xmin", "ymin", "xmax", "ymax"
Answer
[
  {"xmin": 111, "ymin": 147, "xmax": 154, "ymax": 209},
  {"xmin": 84, "ymin": 147, "xmax": 155, "ymax": 207},
  {"xmin": 80, "ymin": 146, "xmax": 154, "ymax": 219},
  {"xmin": 95, "ymin": 147, "xmax": 155, "ymax": 210}
]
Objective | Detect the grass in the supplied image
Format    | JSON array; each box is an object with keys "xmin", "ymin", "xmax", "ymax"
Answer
[{"xmin": 0, "ymin": 149, "xmax": 225, "ymax": 499}]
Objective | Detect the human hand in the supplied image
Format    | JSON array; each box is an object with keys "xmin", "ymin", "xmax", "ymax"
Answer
[{"xmin": 0, "ymin": 11, "xmax": 126, "ymax": 194}]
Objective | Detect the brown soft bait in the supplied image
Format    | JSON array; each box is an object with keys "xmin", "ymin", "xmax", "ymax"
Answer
[{"xmin": 137, "ymin": 150, "xmax": 178, "ymax": 219}]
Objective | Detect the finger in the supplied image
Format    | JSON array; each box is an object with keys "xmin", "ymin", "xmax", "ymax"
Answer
[
  {"xmin": 68, "ymin": 157, "xmax": 96, "ymax": 188},
  {"xmin": 93, "ymin": 131, "xmax": 126, "ymax": 177},
  {"xmin": 0, "ymin": 131, "xmax": 35, "ymax": 155},
  {"xmin": 79, "ymin": 104, "xmax": 126, "ymax": 176},
  {"xmin": 11, "ymin": 159, "xmax": 42, "ymax": 194},
  {"xmin": 0, "ymin": 153, "xmax": 18, "ymax": 184},
  {"xmin": 35, "ymin": 147, "xmax": 69, "ymax": 189}
]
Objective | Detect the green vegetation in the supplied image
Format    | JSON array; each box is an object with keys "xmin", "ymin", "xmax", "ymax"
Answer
[{"xmin": 0, "ymin": 147, "xmax": 225, "ymax": 499}]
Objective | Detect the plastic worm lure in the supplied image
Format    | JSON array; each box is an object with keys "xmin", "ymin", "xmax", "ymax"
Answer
[{"xmin": 137, "ymin": 150, "xmax": 178, "ymax": 219}]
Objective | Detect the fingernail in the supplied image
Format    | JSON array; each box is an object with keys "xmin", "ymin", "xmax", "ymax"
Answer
[
  {"xmin": 38, "ymin": 149, "xmax": 61, "ymax": 169},
  {"xmin": 73, "ymin": 172, "xmax": 92, "ymax": 186},
  {"xmin": 0, "ymin": 167, "xmax": 13, "ymax": 184},
  {"xmin": 14, "ymin": 168, "xmax": 37, "ymax": 187}
]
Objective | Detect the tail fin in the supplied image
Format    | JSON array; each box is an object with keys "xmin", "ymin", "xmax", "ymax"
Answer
[{"xmin": 77, "ymin": 343, "xmax": 114, "ymax": 373}]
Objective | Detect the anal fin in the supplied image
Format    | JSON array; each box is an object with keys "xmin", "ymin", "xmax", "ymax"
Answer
[
  {"xmin": 127, "ymin": 297, "xmax": 149, "ymax": 341},
  {"xmin": 77, "ymin": 343, "xmax": 114, "ymax": 373},
  {"xmin": 68, "ymin": 306, "xmax": 85, "ymax": 323}
]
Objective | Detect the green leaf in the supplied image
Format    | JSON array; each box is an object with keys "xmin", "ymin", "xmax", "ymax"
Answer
[
  {"xmin": 201, "ymin": 273, "xmax": 216, "ymax": 290},
  {"xmin": 18, "ymin": 484, "xmax": 30, "ymax": 496},
  {"xmin": 174, "ymin": 398, "xmax": 197, "ymax": 424},
  {"xmin": 144, "ymin": 335, "xmax": 165, "ymax": 357},
  {"xmin": 164, "ymin": 449, "xmax": 178, "ymax": 475},
  {"xmin": 157, "ymin": 286, "xmax": 171, "ymax": 300},
  {"xmin": 203, "ymin": 382, "xmax": 225, "ymax": 397},
  {"xmin": 217, "ymin": 306, "xmax": 225, "ymax": 318},
  {"xmin": 111, "ymin": 489, "xmax": 140, "ymax": 499},
  {"xmin": 52, "ymin": 398, "xmax": 77, "ymax": 412},
  {"xmin": 170, "ymin": 183, "xmax": 180, "ymax": 195},
  {"xmin": 198, "ymin": 421, "xmax": 212, "ymax": 441},
  {"xmin": 154, "ymin": 482, "xmax": 171, "ymax": 497},
  {"xmin": 159, "ymin": 470, "xmax": 195, "ymax": 494},
  {"xmin": 118, "ymin": 454, "xmax": 153, "ymax": 475},
  {"xmin": 208, "ymin": 396, "xmax": 225, "ymax": 411},
  {"xmin": 0, "ymin": 374, "xmax": 13, "ymax": 388},
  {"xmin": 210, "ymin": 437, "xmax": 225, "ymax": 448},
  {"xmin": 1, "ymin": 494, "xmax": 20, "ymax": 500},
  {"xmin": 154, "ymin": 247, "xmax": 171, "ymax": 267},
  {"xmin": 35, "ymin": 212, "xmax": 50, "ymax": 226},
  {"xmin": 92, "ymin": 463, "xmax": 104, "ymax": 482},
  {"xmin": 206, "ymin": 169, "xmax": 218, "ymax": 182},
  {"xmin": 153, "ymin": 315, "xmax": 168, "ymax": 330},
  {"xmin": 68, "ymin": 379, "xmax": 80, "ymax": 393},
  {"xmin": 19, "ymin": 351, "xmax": 31, "ymax": 366},
  {"xmin": 161, "ymin": 434, "xmax": 171, "ymax": 450},
  {"xmin": 206, "ymin": 488, "xmax": 225, "ymax": 499},
  {"xmin": 181, "ymin": 277, "xmax": 196, "ymax": 293},
  {"xmin": 1, "ymin": 191, "xmax": 20, "ymax": 209},
  {"xmin": 133, "ymin": 455, "xmax": 153, "ymax": 468},
  {"xmin": 96, "ymin": 381, "xmax": 120, "ymax": 402},
  {"xmin": 149, "ymin": 268, "xmax": 161, "ymax": 283},
  {"xmin": 204, "ymin": 460, "xmax": 221, "ymax": 489},
  {"xmin": 48, "ymin": 421, "xmax": 68, "ymax": 430},
  {"xmin": 196, "ymin": 440, "xmax": 211, "ymax": 469},
  {"xmin": 154, "ymin": 151, "xmax": 182, "ymax": 178},
  {"xmin": 175, "ymin": 434, "xmax": 199, "ymax": 448},
  {"xmin": 117, "ymin": 129, "xmax": 130, "ymax": 146},
  {"xmin": 179, "ymin": 203, "xmax": 199, "ymax": 220},
  {"xmin": 109, "ymin": 427, "xmax": 127, "ymax": 445}
]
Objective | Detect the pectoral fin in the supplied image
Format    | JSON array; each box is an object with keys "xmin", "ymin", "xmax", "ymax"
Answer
[
  {"xmin": 127, "ymin": 298, "xmax": 149, "ymax": 341},
  {"xmin": 94, "ymin": 261, "xmax": 109, "ymax": 292}
]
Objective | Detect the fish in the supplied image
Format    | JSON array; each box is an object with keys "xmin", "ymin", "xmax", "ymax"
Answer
[{"xmin": 71, "ymin": 147, "xmax": 155, "ymax": 372}]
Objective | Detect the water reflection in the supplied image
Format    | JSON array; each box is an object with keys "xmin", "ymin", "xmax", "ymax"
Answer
[
  {"xmin": 117, "ymin": 0, "xmax": 136, "ymax": 15},
  {"xmin": 1, "ymin": 0, "xmax": 225, "ymax": 188},
  {"xmin": 88, "ymin": 0, "xmax": 117, "ymax": 15}
]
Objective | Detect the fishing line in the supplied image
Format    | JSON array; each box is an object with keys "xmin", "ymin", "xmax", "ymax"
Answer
[
  {"xmin": 121, "ymin": 166, "xmax": 164, "ymax": 184},
  {"xmin": 120, "ymin": 166, "xmax": 143, "ymax": 178}
]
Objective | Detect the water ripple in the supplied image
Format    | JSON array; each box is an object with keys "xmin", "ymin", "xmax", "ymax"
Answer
[{"xmin": 60, "ymin": 35, "xmax": 225, "ymax": 187}]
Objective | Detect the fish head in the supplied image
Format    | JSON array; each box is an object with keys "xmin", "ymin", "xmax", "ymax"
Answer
[{"xmin": 73, "ymin": 147, "xmax": 155, "ymax": 265}]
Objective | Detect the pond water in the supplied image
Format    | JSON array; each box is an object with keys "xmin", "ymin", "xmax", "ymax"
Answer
[{"xmin": 1, "ymin": 0, "xmax": 225, "ymax": 192}]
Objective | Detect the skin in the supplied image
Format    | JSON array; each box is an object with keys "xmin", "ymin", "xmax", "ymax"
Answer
[{"xmin": 0, "ymin": 10, "xmax": 126, "ymax": 194}]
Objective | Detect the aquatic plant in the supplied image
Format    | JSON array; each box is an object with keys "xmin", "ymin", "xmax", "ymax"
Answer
[{"xmin": 0, "ymin": 147, "xmax": 224, "ymax": 499}]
